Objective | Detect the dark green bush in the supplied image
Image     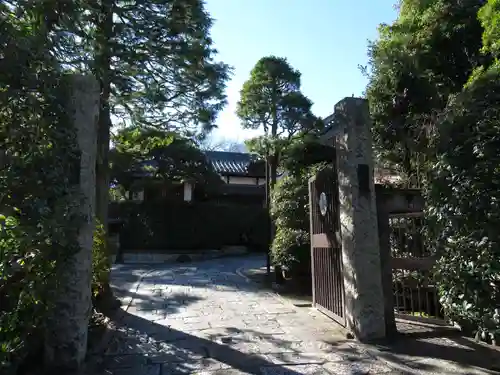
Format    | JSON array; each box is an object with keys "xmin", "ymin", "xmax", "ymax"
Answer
[
  {"xmin": 270, "ymin": 163, "xmax": 327, "ymax": 272},
  {"xmin": 92, "ymin": 220, "xmax": 110, "ymax": 298},
  {"xmin": 118, "ymin": 201, "xmax": 269, "ymax": 251},
  {"xmin": 271, "ymin": 227, "xmax": 310, "ymax": 273},
  {"xmin": 426, "ymin": 63, "xmax": 500, "ymax": 340},
  {"xmin": 0, "ymin": 23, "xmax": 81, "ymax": 373}
]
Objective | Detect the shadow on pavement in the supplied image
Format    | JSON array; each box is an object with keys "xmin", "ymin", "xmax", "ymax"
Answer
[
  {"xmin": 91, "ymin": 308, "xmax": 308, "ymax": 374},
  {"xmin": 90, "ymin": 258, "xmax": 311, "ymax": 374},
  {"xmin": 238, "ymin": 258, "xmax": 500, "ymax": 374},
  {"xmin": 102, "ymin": 256, "xmax": 500, "ymax": 374},
  {"xmin": 364, "ymin": 323, "xmax": 500, "ymax": 374}
]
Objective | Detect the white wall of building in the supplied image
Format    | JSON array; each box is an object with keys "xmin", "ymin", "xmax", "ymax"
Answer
[
  {"xmin": 228, "ymin": 176, "xmax": 259, "ymax": 185},
  {"xmin": 183, "ymin": 182, "xmax": 193, "ymax": 202}
]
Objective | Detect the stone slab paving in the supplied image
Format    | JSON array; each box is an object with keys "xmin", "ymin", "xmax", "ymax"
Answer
[{"xmin": 89, "ymin": 255, "xmax": 500, "ymax": 375}]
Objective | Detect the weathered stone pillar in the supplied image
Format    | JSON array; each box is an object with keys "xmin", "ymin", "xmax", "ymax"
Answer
[
  {"xmin": 334, "ymin": 97, "xmax": 386, "ymax": 341},
  {"xmin": 44, "ymin": 75, "xmax": 99, "ymax": 371}
]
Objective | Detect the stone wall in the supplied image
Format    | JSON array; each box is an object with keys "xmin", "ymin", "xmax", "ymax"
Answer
[{"xmin": 121, "ymin": 246, "xmax": 249, "ymax": 264}]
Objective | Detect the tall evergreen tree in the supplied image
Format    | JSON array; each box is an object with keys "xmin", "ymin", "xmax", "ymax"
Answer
[
  {"xmin": 237, "ymin": 56, "xmax": 319, "ymax": 190},
  {"xmin": 88, "ymin": 0, "xmax": 230, "ymax": 231},
  {"xmin": 365, "ymin": 0, "xmax": 490, "ymax": 180}
]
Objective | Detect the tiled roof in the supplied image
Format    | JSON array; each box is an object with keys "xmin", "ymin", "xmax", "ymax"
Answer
[
  {"xmin": 131, "ymin": 151, "xmax": 265, "ymax": 178},
  {"xmin": 203, "ymin": 151, "xmax": 263, "ymax": 177}
]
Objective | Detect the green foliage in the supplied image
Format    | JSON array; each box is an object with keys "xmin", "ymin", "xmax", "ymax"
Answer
[
  {"xmin": 237, "ymin": 56, "xmax": 322, "ymax": 189},
  {"xmin": 478, "ymin": 0, "xmax": 500, "ymax": 57},
  {"xmin": 367, "ymin": 0, "xmax": 500, "ymax": 339},
  {"xmin": 426, "ymin": 63, "xmax": 500, "ymax": 339},
  {"xmin": 245, "ymin": 131, "xmax": 330, "ymax": 182},
  {"xmin": 270, "ymin": 163, "xmax": 328, "ymax": 271},
  {"xmin": 70, "ymin": 0, "xmax": 232, "ymax": 240},
  {"xmin": 270, "ymin": 181, "xmax": 309, "ymax": 270},
  {"xmin": 60, "ymin": 0, "xmax": 231, "ymax": 136},
  {"xmin": 113, "ymin": 127, "xmax": 176, "ymax": 155},
  {"xmin": 271, "ymin": 228, "xmax": 310, "ymax": 271},
  {"xmin": 92, "ymin": 220, "xmax": 110, "ymax": 298},
  {"xmin": 118, "ymin": 201, "xmax": 269, "ymax": 251},
  {"xmin": 236, "ymin": 55, "xmax": 321, "ymax": 137},
  {"xmin": 271, "ymin": 172, "xmax": 310, "ymax": 232},
  {"xmin": 244, "ymin": 135, "xmax": 288, "ymax": 159},
  {"xmin": 108, "ymin": 0, "xmax": 230, "ymax": 134},
  {"xmin": 0, "ymin": 215, "xmax": 46, "ymax": 371},
  {"xmin": 109, "ymin": 185, "xmax": 128, "ymax": 202},
  {"xmin": 0, "ymin": 4, "xmax": 82, "ymax": 370},
  {"xmin": 237, "ymin": 56, "xmax": 302, "ymax": 132},
  {"xmin": 366, "ymin": 0, "xmax": 489, "ymax": 179},
  {"xmin": 280, "ymin": 134, "xmax": 334, "ymax": 176},
  {"xmin": 0, "ymin": 0, "xmax": 230, "ymax": 371},
  {"xmin": 110, "ymin": 127, "xmax": 222, "ymax": 193}
]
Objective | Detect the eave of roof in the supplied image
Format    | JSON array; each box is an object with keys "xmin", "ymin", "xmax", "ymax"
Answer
[
  {"xmin": 203, "ymin": 151, "xmax": 265, "ymax": 177},
  {"xmin": 130, "ymin": 151, "xmax": 266, "ymax": 179}
]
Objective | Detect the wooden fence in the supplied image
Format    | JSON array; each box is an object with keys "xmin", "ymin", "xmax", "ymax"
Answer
[{"xmin": 375, "ymin": 185, "xmax": 447, "ymax": 335}]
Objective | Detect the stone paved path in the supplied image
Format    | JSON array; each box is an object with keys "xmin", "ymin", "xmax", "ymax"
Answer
[{"xmin": 93, "ymin": 255, "xmax": 500, "ymax": 375}]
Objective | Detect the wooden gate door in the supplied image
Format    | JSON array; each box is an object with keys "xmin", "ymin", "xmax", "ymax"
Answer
[{"xmin": 309, "ymin": 165, "xmax": 346, "ymax": 326}]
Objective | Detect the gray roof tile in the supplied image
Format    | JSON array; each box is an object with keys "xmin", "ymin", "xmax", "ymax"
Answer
[
  {"xmin": 203, "ymin": 151, "xmax": 262, "ymax": 176},
  {"xmin": 132, "ymin": 151, "xmax": 265, "ymax": 178}
]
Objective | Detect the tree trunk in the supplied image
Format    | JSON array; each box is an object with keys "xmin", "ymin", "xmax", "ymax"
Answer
[
  {"xmin": 44, "ymin": 75, "xmax": 99, "ymax": 373},
  {"xmin": 270, "ymin": 120, "xmax": 282, "ymax": 281},
  {"xmin": 269, "ymin": 153, "xmax": 278, "ymax": 189},
  {"xmin": 96, "ymin": 107, "xmax": 111, "ymax": 232},
  {"xmin": 270, "ymin": 115, "xmax": 278, "ymax": 189},
  {"xmin": 92, "ymin": 0, "xmax": 115, "ymax": 310},
  {"xmin": 95, "ymin": 0, "xmax": 113, "ymax": 235}
]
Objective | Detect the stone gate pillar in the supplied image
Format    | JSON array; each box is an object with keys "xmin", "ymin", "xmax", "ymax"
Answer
[
  {"xmin": 44, "ymin": 75, "xmax": 99, "ymax": 371},
  {"xmin": 333, "ymin": 97, "xmax": 386, "ymax": 341}
]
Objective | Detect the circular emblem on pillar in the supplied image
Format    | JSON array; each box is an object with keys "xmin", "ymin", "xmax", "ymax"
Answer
[{"xmin": 319, "ymin": 192, "xmax": 328, "ymax": 216}]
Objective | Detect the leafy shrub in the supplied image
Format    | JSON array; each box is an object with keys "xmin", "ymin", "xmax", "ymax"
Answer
[
  {"xmin": 426, "ymin": 63, "xmax": 500, "ymax": 340},
  {"xmin": 270, "ymin": 163, "xmax": 327, "ymax": 272},
  {"xmin": 0, "ymin": 46, "xmax": 81, "ymax": 375},
  {"xmin": 478, "ymin": 0, "xmax": 500, "ymax": 58},
  {"xmin": 92, "ymin": 220, "xmax": 110, "ymax": 298},
  {"xmin": 271, "ymin": 227, "xmax": 310, "ymax": 272},
  {"xmin": 0, "ymin": 215, "xmax": 46, "ymax": 372}
]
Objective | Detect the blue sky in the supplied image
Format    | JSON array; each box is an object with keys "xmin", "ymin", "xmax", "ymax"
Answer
[{"xmin": 205, "ymin": 0, "xmax": 398, "ymax": 143}]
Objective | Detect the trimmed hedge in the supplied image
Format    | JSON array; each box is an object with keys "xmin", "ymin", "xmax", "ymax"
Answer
[
  {"xmin": 270, "ymin": 163, "xmax": 327, "ymax": 273},
  {"xmin": 116, "ymin": 201, "xmax": 270, "ymax": 251}
]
